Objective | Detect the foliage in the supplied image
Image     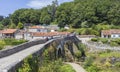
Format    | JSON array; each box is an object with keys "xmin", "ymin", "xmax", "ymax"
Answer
[
  {"xmin": 58, "ymin": 28, "xmax": 67, "ymax": 32},
  {"xmin": 0, "ymin": 24, "xmax": 4, "ymax": 30},
  {"xmin": 91, "ymin": 38, "xmax": 98, "ymax": 42},
  {"xmin": 0, "ymin": 0, "xmax": 120, "ymax": 29},
  {"xmin": 17, "ymin": 22, "xmax": 23, "ymax": 29},
  {"xmin": 110, "ymin": 42, "xmax": 119, "ymax": 46},
  {"xmin": 3, "ymin": 38, "xmax": 27, "ymax": 45},
  {"xmin": 86, "ymin": 65, "xmax": 100, "ymax": 72},
  {"xmin": 74, "ymin": 51, "xmax": 81, "ymax": 60},
  {"xmin": 9, "ymin": 23, "xmax": 16, "ymax": 29},
  {"xmin": 18, "ymin": 47, "xmax": 75, "ymax": 72},
  {"xmin": 60, "ymin": 64, "xmax": 76, "ymax": 72},
  {"xmin": 18, "ymin": 55, "xmax": 39, "ymax": 72},
  {"xmin": 115, "ymin": 62, "xmax": 120, "ymax": 67},
  {"xmin": 0, "ymin": 38, "xmax": 27, "ymax": 50},
  {"xmin": 99, "ymin": 51, "xmax": 120, "ymax": 58},
  {"xmin": 99, "ymin": 38, "xmax": 108, "ymax": 44},
  {"xmin": 84, "ymin": 56, "xmax": 94, "ymax": 68},
  {"xmin": 84, "ymin": 49, "xmax": 120, "ymax": 72},
  {"xmin": 0, "ymin": 40, "xmax": 5, "ymax": 50},
  {"xmin": 91, "ymin": 38, "xmax": 120, "ymax": 46}
]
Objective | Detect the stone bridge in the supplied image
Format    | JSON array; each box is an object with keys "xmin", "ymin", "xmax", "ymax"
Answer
[{"xmin": 0, "ymin": 36, "xmax": 84, "ymax": 72}]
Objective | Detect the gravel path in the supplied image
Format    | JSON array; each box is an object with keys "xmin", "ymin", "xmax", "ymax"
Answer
[{"xmin": 65, "ymin": 62, "xmax": 86, "ymax": 72}]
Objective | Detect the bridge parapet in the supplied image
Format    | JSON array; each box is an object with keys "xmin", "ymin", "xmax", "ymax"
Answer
[{"xmin": 0, "ymin": 39, "xmax": 47, "ymax": 58}]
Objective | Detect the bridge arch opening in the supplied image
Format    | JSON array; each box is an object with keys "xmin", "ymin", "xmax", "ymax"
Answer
[{"xmin": 58, "ymin": 48, "xmax": 62, "ymax": 58}]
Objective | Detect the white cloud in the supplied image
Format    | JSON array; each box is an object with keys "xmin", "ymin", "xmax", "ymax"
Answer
[
  {"xmin": 27, "ymin": 0, "xmax": 73, "ymax": 9},
  {"xmin": 27, "ymin": 0, "xmax": 53, "ymax": 9}
]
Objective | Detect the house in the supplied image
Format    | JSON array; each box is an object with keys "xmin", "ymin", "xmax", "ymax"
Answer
[
  {"xmin": 101, "ymin": 29, "xmax": 120, "ymax": 38},
  {"xmin": 46, "ymin": 25, "xmax": 59, "ymax": 32},
  {"xmin": 2, "ymin": 29, "xmax": 18, "ymax": 38},
  {"xmin": 28, "ymin": 26, "xmax": 48, "ymax": 32},
  {"xmin": 30, "ymin": 32, "xmax": 70, "ymax": 40},
  {"xmin": 64, "ymin": 25, "xmax": 70, "ymax": 29},
  {"xmin": 15, "ymin": 30, "xmax": 26, "ymax": 39},
  {"xmin": 31, "ymin": 32, "xmax": 58, "ymax": 40}
]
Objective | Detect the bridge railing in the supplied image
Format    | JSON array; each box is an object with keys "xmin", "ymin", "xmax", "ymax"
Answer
[{"xmin": 0, "ymin": 39, "xmax": 47, "ymax": 58}]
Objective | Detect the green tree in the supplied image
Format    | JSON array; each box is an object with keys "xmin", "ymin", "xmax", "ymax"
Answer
[
  {"xmin": 17, "ymin": 22, "xmax": 23, "ymax": 29},
  {"xmin": 9, "ymin": 23, "xmax": 16, "ymax": 29}
]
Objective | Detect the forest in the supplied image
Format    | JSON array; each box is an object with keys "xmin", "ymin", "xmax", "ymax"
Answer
[{"xmin": 0, "ymin": 0, "xmax": 120, "ymax": 30}]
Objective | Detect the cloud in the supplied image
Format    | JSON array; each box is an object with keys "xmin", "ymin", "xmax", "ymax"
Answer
[
  {"xmin": 27, "ymin": 0, "xmax": 53, "ymax": 9},
  {"xmin": 27, "ymin": 0, "xmax": 73, "ymax": 9}
]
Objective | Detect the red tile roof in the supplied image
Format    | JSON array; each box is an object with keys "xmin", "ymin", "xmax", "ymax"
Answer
[
  {"xmin": 29, "ymin": 26, "xmax": 44, "ymax": 29},
  {"xmin": 32, "ymin": 32, "xmax": 70, "ymax": 37},
  {"xmin": 102, "ymin": 29, "xmax": 120, "ymax": 35},
  {"xmin": 2, "ymin": 29, "xmax": 17, "ymax": 34},
  {"xmin": 0, "ymin": 30, "xmax": 3, "ymax": 33}
]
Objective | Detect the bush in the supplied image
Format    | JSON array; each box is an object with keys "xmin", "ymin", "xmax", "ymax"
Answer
[
  {"xmin": 115, "ymin": 62, "xmax": 120, "ymax": 67},
  {"xmin": 99, "ymin": 38, "xmax": 108, "ymax": 44},
  {"xmin": 84, "ymin": 56, "xmax": 94, "ymax": 68},
  {"xmin": 74, "ymin": 51, "xmax": 81, "ymax": 59},
  {"xmin": 60, "ymin": 64, "xmax": 76, "ymax": 72},
  {"xmin": 0, "ymin": 40, "xmax": 5, "ymax": 50},
  {"xmin": 11, "ymin": 40, "xmax": 27, "ymax": 45},
  {"xmin": 58, "ymin": 28, "xmax": 67, "ymax": 32},
  {"xmin": 87, "ymin": 65, "xmax": 100, "ymax": 72},
  {"xmin": 91, "ymin": 38, "xmax": 98, "ymax": 42},
  {"xmin": 110, "ymin": 42, "xmax": 119, "ymax": 46}
]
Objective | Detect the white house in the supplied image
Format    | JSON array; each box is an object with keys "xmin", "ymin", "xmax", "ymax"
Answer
[
  {"xmin": 46, "ymin": 25, "xmax": 59, "ymax": 32},
  {"xmin": 28, "ymin": 26, "xmax": 48, "ymax": 32},
  {"xmin": 2, "ymin": 29, "xmax": 18, "ymax": 38},
  {"xmin": 15, "ymin": 30, "xmax": 24, "ymax": 39},
  {"xmin": 101, "ymin": 29, "xmax": 120, "ymax": 38}
]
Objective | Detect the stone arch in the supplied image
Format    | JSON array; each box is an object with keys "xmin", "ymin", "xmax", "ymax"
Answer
[
  {"xmin": 58, "ymin": 48, "xmax": 62, "ymax": 58},
  {"xmin": 56, "ymin": 44, "xmax": 63, "ymax": 58}
]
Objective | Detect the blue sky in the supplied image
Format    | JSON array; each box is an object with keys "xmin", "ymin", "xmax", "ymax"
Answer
[{"xmin": 0, "ymin": 0, "xmax": 73, "ymax": 17}]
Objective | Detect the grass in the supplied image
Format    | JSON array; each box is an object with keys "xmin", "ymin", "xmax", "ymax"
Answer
[
  {"xmin": 0, "ymin": 38, "xmax": 27, "ymax": 50},
  {"xmin": 99, "ymin": 51, "xmax": 120, "ymax": 57},
  {"xmin": 83, "ymin": 49, "xmax": 120, "ymax": 72},
  {"xmin": 60, "ymin": 64, "xmax": 76, "ymax": 72}
]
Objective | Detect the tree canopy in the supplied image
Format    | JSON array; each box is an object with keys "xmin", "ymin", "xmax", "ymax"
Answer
[{"xmin": 0, "ymin": 0, "xmax": 120, "ymax": 29}]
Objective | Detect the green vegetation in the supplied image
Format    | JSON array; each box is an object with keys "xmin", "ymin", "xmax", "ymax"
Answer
[
  {"xmin": 0, "ymin": 0, "xmax": 120, "ymax": 29},
  {"xmin": 17, "ymin": 46, "xmax": 75, "ymax": 72},
  {"xmin": 91, "ymin": 38, "xmax": 120, "ymax": 46},
  {"xmin": 0, "ymin": 38, "xmax": 27, "ymax": 50},
  {"xmin": 83, "ymin": 50, "xmax": 120, "ymax": 72}
]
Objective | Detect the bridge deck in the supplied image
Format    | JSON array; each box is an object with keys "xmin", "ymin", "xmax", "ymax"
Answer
[{"xmin": 0, "ymin": 40, "xmax": 52, "ymax": 72}]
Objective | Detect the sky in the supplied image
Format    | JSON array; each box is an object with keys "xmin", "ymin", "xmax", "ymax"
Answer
[{"xmin": 0, "ymin": 0, "xmax": 73, "ymax": 17}]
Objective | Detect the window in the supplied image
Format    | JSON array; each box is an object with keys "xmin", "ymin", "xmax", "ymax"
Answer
[
  {"xmin": 113, "ymin": 35, "xmax": 115, "ymax": 37},
  {"xmin": 37, "ymin": 29, "xmax": 41, "ymax": 32}
]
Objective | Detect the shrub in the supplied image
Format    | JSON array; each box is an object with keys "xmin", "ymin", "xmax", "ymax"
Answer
[
  {"xmin": 104, "ymin": 61, "xmax": 112, "ymax": 67},
  {"xmin": 91, "ymin": 38, "xmax": 98, "ymax": 42},
  {"xmin": 99, "ymin": 38, "xmax": 108, "ymax": 44},
  {"xmin": 115, "ymin": 62, "xmax": 120, "ymax": 67},
  {"xmin": 84, "ymin": 56, "xmax": 94, "ymax": 68},
  {"xmin": 60, "ymin": 64, "xmax": 76, "ymax": 72},
  {"xmin": 0, "ymin": 40, "xmax": 5, "ymax": 50},
  {"xmin": 11, "ymin": 40, "xmax": 27, "ymax": 45},
  {"xmin": 110, "ymin": 42, "xmax": 119, "ymax": 46},
  {"xmin": 58, "ymin": 28, "xmax": 67, "ymax": 32},
  {"xmin": 87, "ymin": 65, "xmax": 100, "ymax": 72},
  {"xmin": 74, "ymin": 51, "xmax": 81, "ymax": 59}
]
